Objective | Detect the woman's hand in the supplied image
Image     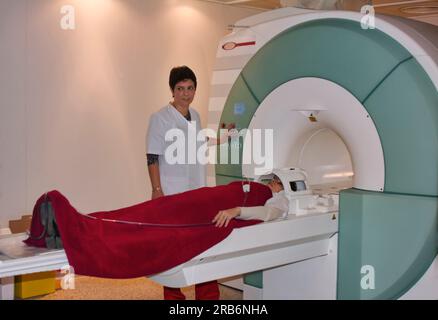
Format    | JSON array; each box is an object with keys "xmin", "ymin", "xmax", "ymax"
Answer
[
  {"xmin": 225, "ymin": 123, "xmax": 236, "ymax": 130},
  {"xmin": 212, "ymin": 207, "xmax": 241, "ymax": 227},
  {"xmin": 220, "ymin": 122, "xmax": 236, "ymax": 130},
  {"xmin": 151, "ymin": 189, "xmax": 164, "ymax": 199}
]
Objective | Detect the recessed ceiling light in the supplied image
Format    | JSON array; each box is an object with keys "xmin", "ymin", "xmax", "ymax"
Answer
[{"xmin": 400, "ymin": 5, "xmax": 438, "ymax": 15}]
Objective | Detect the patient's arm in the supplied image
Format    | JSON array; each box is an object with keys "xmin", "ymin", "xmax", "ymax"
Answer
[
  {"xmin": 239, "ymin": 206, "xmax": 284, "ymax": 222},
  {"xmin": 213, "ymin": 207, "xmax": 241, "ymax": 227},
  {"xmin": 213, "ymin": 206, "xmax": 284, "ymax": 227}
]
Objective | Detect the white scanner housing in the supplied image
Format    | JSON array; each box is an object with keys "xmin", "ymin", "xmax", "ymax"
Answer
[{"xmin": 256, "ymin": 167, "xmax": 339, "ymax": 216}]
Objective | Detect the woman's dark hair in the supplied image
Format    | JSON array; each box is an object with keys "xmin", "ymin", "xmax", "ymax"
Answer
[{"xmin": 169, "ymin": 66, "xmax": 197, "ymax": 91}]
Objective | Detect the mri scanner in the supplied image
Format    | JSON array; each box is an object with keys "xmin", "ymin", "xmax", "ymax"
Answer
[
  {"xmin": 153, "ymin": 7, "xmax": 438, "ymax": 299},
  {"xmin": 1, "ymin": 7, "xmax": 437, "ymax": 300}
]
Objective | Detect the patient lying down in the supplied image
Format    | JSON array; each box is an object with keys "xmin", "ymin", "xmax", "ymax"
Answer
[
  {"xmin": 25, "ymin": 179, "xmax": 275, "ymax": 278},
  {"xmin": 213, "ymin": 175, "xmax": 288, "ymax": 227}
]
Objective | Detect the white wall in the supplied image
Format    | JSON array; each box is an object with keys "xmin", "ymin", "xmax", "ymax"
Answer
[{"xmin": 0, "ymin": 0, "xmax": 259, "ymax": 227}]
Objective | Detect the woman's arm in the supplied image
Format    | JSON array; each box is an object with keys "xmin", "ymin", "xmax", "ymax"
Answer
[
  {"xmin": 207, "ymin": 123, "xmax": 236, "ymax": 146},
  {"xmin": 147, "ymin": 155, "xmax": 164, "ymax": 199}
]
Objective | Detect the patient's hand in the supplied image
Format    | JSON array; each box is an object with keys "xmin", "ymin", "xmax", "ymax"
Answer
[{"xmin": 213, "ymin": 207, "xmax": 241, "ymax": 228}]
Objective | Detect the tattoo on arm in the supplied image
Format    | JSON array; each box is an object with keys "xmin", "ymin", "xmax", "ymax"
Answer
[{"xmin": 147, "ymin": 154, "xmax": 159, "ymax": 166}]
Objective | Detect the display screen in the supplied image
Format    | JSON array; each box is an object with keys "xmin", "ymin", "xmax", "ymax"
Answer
[{"xmin": 290, "ymin": 180, "xmax": 306, "ymax": 192}]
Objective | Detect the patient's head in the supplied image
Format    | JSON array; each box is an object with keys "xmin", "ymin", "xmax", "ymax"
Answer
[{"xmin": 267, "ymin": 175, "xmax": 284, "ymax": 193}]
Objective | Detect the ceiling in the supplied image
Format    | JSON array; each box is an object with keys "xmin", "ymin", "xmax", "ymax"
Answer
[{"xmin": 199, "ymin": 0, "xmax": 438, "ymax": 25}]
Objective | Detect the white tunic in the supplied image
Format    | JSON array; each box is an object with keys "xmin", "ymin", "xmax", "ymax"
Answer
[
  {"xmin": 146, "ymin": 104, "xmax": 207, "ymax": 195},
  {"xmin": 238, "ymin": 190, "xmax": 289, "ymax": 222}
]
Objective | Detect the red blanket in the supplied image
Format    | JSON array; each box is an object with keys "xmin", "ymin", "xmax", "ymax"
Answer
[{"xmin": 24, "ymin": 181, "xmax": 272, "ymax": 279}]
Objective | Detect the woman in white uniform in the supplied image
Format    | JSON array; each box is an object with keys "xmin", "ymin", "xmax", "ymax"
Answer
[
  {"xmin": 146, "ymin": 66, "xmax": 205, "ymax": 199},
  {"xmin": 146, "ymin": 66, "xmax": 227, "ymax": 300}
]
